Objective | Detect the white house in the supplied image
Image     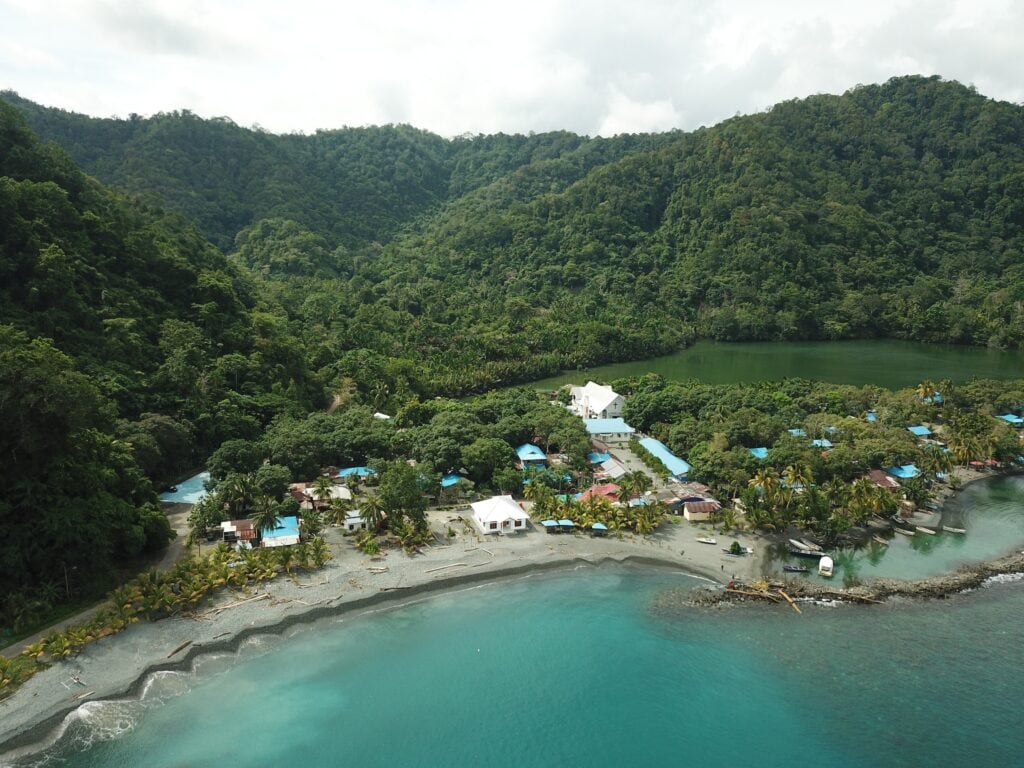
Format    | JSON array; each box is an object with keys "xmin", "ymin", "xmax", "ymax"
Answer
[
  {"xmin": 471, "ymin": 495, "xmax": 530, "ymax": 535},
  {"xmin": 570, "ymin": 381, "xmax": 624, "ymax": 419},
  {"xmin": 343, "ymin": 510, "xmax": 370, "ymax": 532}
]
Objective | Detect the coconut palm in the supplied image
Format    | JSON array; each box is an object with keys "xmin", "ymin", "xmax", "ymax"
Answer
[
  {"xmin": 325, "ymin": 497, "xmax": 353, "ymax": 526},
  {"xmin": 249, "ymin": 495, "xmax": 282, "ymax": 540},
  {"xmin": 359, "ymin": 494, "xmax": 386, "ymax": 532},
  {"xmin": 312, "ymin": 475, "xmax": 335, "ymax": 508}
]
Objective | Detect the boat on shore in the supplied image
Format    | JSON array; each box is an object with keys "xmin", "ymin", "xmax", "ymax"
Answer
[
  {"xmin": 872, "ymin": 535, "xmax": 889, "ymax": 545},
  {"xmin": 942, "ymin": 526, "xmax": 966, "ymax": 534},
  {"xmin": 696, "ymin": 536, "xmax": 717, "ymax": 545},
  {"xmin": 789, "ymin": 538, "xmax": 822, "ymax": 551},
  {"xmin": 818, "ymin": 556, "xmax": 835, "ymax": 577},
  {"xmin": 894, "ymin": 527, "xmax": 915, "ymax": 536},
  {"xmin": 783, "ymin": 564, "xmax": 809, "ymax": 573},
  {"xmin": 789, "ymin": 547, "xmax": 826, "ymax": 559},
  {"xmin": 916, "ymin": 526, "xmax": 937, "ymax": 535}
]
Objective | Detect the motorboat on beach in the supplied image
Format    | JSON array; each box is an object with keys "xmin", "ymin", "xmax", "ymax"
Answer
[
  {"xmin": 916, "ymin": 526, "xmax": 937, "ymax": 535},
  {"xmin": 789, "ymin": 538, "xmax": 822, "ymax": 551},
  {"xmin": 942, "ymin": 526, "xmax": 966, "ymax": 534},
  {"xmin": 894, "ymin": 527, "xmax": 915, "ymax": 536},
  {"xmin": 696, "ymin": 536, "xmax": 717, "ymax": 545},
  {"xmin": 872, "ymin": 535, "xmax": 889, "ymax": 545},
  {"xmin": 818, "ymin": 556, "xmax": 834, "ymax": 577},
  {"xmin": 789, "ymin": 547, "xmax": 826, "ymax": 558}
]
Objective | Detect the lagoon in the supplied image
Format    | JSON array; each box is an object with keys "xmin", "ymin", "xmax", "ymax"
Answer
[
  {"xmin": 28, "ymin": 568, "xmax": 1024, "ymax": 768},
  {"xmin": 531, "ymin": 340, "xmax": 1024, "ymax": 390}
]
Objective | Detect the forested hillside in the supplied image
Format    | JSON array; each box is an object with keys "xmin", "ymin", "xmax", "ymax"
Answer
[
  {"xmin": 4, "ymin": 75, "xmax": 1024, "ymax": 628},
  {"xmin": 0, "ymin": 101, "xmax": 322, "ymax": 627}
]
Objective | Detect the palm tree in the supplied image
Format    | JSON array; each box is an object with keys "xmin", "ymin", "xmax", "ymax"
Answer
[
  {"xmin": 312, "ymin": 475, "xmax": 335, "ymax": 509},
  {"xmin": 249, "ymin": 495, "xmax": 282, "ymax": 542},
  {"xmin": 915, "ymin": 380, "xmax": 937, "ymax": 402},
  {"xmin": 360, "ymin": 494, "xmax": 386, "ymax": 532},
  {"xmin": 325, "ymin": 497, "xmax": 353, "ymax": 526},
  {"xmin": 220, "ymin": 473, "xmax": 257, "ymax": 518}
]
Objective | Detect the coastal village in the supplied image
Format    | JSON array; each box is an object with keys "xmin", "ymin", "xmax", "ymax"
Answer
[{"xmin": 3, "ymin": 375, "xmax": 1024, "ymax": 750}]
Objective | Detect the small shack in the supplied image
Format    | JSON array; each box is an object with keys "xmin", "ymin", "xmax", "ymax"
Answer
[{"xmin": 683, "ymin": 500, "xmax": 721, "ymax": 522}]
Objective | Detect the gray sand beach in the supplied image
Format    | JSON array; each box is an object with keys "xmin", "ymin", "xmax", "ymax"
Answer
[{"xmin": 0, "ymin": 513, "xmax": 757, "ymax": 758}]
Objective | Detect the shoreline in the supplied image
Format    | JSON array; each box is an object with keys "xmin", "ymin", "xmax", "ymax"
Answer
[
  {"xmin": 0, "ymin": 520, "xmax": 748, "ymax": 758},
  {"xmin": 3, "ymin": 485, "xmax": 1024, "ymax": 759}
]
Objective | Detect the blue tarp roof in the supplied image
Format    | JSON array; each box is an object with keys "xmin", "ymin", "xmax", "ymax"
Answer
[
  {"xmin": 516, "ymin": 443, "xmax": 547, "ymax": 462},
  {"xmin": 886, "ymin": 464, "xmax": 921, "ymax": 479},
  {"xmin": 263, "ymin": 515, "xmax": 300, "ymax": 540},
  {"xmin": 592, "ymin": 522, "xmax": 608, "ymax": 531},
  {"xmin": 638, "ymin": 437, "xmax": 691, "ymax": 477},
  {"xmin": 338, "ymin": 466, "xmax": 377, "ymax": 478},
  {"xmin": 866, "ymin": 411, "xmax": 878, "ymax": 423},
  {"xmin": 588, "ymin": 451, "xmax": 612, "ymax": 464},
  {"xmin": 585, "ymin": 418, "xmax": 635, "ymax": 435},
  {"xmin": 811, "ymin": 438, "xmax": 833, "ymax": 448},
  {"xmin": 558, "ymin": 519, "xmax": 575, "ymax": 527},
  {"xmin": 788, "ymin": 428, "xmax": 806, "ymax": 437},
  {"xmin": 159, "ymin": 471, "xmax": 210, "ymax": 504},
  {"xmin": 440, "ymin": 473, "xmax": 463, "ymax": 488},
  {"xmin": 998, "ymin": 414, "xmax": 1024, "ymax": 425},
  {"xmin": 541, "ymin": 519, "xmax": 559, "ymax": 527},
  {"xmin": 749, "ymin": 447, "xmax": 769, "ymax": 460},
  {"xmin": 628, "ymin": 497, "xmax": 651, "ymax": 506},
  {"xmin": 907, "ymin": 425, "xmax": 932, "ymax": 437}
]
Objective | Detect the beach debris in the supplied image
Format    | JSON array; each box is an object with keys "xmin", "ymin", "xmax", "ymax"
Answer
[
  {"xmin": 72, "ymin": 690, "xmax": 94, "ymax": 701},
  {"xmin": 425, "ymin": 562, "xmax": 468, "ymax": 574},
  {"xmin": 777, "ymin": 589, "xmax": 802, "ymax": 614},
  {"xmin": 166, "ymin": 640, "xmax": 192, "ymax": 658},
  {"xmin": 198, "ymin": 592, "xmax": 271, "ymax": 618},
  {"xmin": 367, "ymin": 567, "xmax": 389, "ymax": 574}
]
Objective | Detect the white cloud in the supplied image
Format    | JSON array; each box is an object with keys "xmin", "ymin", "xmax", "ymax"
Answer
[{"xmin": 0, "ymin": 0, "xmax": 1021, "ymax": 135}]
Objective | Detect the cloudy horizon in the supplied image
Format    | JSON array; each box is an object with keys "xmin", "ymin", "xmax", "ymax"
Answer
[{"xmin": 1, "ymin": 0, "xmax": 1022, "ymax": 137}]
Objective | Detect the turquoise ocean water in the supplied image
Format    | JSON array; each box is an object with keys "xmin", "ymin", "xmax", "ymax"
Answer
[{"xmin": 17, "ymin": 566, "xmax": 1024, "ymax": 768}]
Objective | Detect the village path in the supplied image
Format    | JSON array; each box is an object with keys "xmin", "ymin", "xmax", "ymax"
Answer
[
  {"xmin": 0, "ymin": 506, "xmax": 192, "ymax": 658},
  {"xmin": 608, "ymin": 443, "xmax": 664, "ymax": 488}
]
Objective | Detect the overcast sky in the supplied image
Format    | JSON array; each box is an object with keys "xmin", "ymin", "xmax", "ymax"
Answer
[{"xmin": 1, "ymin": 0, "xmax": 1022, "ymax": 137}]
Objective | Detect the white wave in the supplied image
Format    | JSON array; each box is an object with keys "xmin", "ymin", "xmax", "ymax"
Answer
[{"xmin": 983, "ymin": 572, "xmax": 1024, "ymax": 586}]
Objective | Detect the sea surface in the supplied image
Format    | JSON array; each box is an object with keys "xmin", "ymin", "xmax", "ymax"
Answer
[
  {"xmin": 530, "ymin": 339, "xmax": 1024, "ymax": 389},
  {"xmin": 15, "ymin": 566, "xmax": 1024, "ymax": 768}
]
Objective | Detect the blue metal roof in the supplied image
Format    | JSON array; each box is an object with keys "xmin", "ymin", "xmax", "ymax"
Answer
[
  {"xmin": 749, "ymin": 447, "xmax": 769, "ymax": 460},
  {"xmin": 998, "ymin": 414, "xmax": 1024, "ymax": 426},
  {"xmin": 592, "ymin": 522, "xmax": 608, "ymax": 531},
  {"xmin": 263, "ymin": 515, "xmax": 300, "ymax": 540},
  {"xmin": 787, "ymin": 428, "xmax": 806, "ymax": 437},
  {"xmin": 866, "ymin": 411, "xmax": 878, "ymax": 423},
  {"xmin": 811, "ymin": 438, "xmax": 833, "ymax": 448},
  {"xmin": 440, "ymin": 473, "xmax": 462, "ymax": 488},
  {"xmin": 886, "ymin": 464, "xmax": 920, "ymax": 479},
  {"xmin": 588, "ymin": 451, "xmax": 612, "ymax": 464},
  {"xmin": 907, "ymin": 425, "xmax": 932, "ymax": 437},
  {"xmin": 638, "ymin": 437, "xmax": 691, "ymax": 477},
  {"xmin": 585, "ymin": 418, "xmax": 635, "ymax": 435},
  {"xmin": 558, "ymin": 519, "xmax": 575, "ymax": 527},
  {"xmin": 516, "ymin": 443, "xmax": 547, "ymax": 462},
  {"xmin": 159, "ymin": 471, "xmax": 210, "ymax": 504},
  {"xmin": 541, "ymin": 519, "xmax": 559, "ymax": 528},
  {"xmin": 337, "ymin": 466, "xmax": 377, "ymax": 478}
]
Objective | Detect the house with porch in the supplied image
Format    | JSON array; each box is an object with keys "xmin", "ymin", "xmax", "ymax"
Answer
[{"xmin": 471, "ymin": 495, "xmax": 530, "ymax": 535}]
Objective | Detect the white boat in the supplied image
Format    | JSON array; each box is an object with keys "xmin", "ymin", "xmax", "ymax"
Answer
[
  {"xmin": 916, "ymin": 526, "xmax": 937, "ymax": 535},
  {"xmin": 696, "ymin": 536, "xmax": 717, "ymax": 545},
  {"xmin": 942, "ymin": 526, "xmax": 966, "ymax": 534},
  {"xmin": 894, "ymin": 527, "xmax": 915, "ymax": 536},
  {"xmin": 798, "ymin": 539, "xmax": 823, "ymax": 551},
  {"xmin": 872, "ymin": 535, "xmax": 889, "ymax": 545},
  {"xmin": 818, "ymin": 556, "xmax": 834, "ymax": 577},
  {"xmin": 788, "ymin": 538, "xmax": 810, "ymax": 550}
]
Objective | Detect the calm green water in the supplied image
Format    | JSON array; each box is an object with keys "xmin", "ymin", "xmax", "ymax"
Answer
[
  {"xmin": 764, "ymin": 474, "xmax": 1024, "ymax": 585},
  {"xmin": 18, "ymin": 567, "xmax": 1024, "ymax": 768},
  {"xmin": 531, "ymin": 340, "xmax": 1024, "ymax": 389}
]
